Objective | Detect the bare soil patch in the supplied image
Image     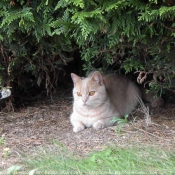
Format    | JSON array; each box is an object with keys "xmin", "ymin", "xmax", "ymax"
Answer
[{"xmin": 0, "ymin": 89, "xmax": 175, "ymax": 171}]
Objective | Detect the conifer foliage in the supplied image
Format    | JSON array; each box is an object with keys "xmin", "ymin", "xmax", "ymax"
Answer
[{"xmin": 0, "ymin": 0, "xmax": 175, "ymax": 100}]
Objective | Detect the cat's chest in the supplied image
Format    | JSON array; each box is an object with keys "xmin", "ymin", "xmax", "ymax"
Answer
[
  {"xmin": 76, "ymin": 105, "xmax": 108, "ymax": 117},
  {"xmin": 74, "ymin": 103, "xmax": 114, "ymax": 119},
  {"xmin": 73, "ymin": 107, "xmax": 103, "ymax": 127},
  {"xmin": 71, "ymin": 102, "xmax": 118, "ymax": 127}
]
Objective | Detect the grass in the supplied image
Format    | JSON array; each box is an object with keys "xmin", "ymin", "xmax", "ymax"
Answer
[{"xmin": 12, "ymin": 143, "xmax": 175, "ymax": 175}]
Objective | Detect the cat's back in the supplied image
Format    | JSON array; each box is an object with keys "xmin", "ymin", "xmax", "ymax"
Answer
[
  {"xmin": 104, "ymin": 74, "xmax": 131, "ymax": 91},
  {"xmin": 103, "ymin": 73, "xmax": 141, "ymax": 115}
]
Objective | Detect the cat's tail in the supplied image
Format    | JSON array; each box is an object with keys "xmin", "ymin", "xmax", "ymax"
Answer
[{"xmin": 140, "ymin": 88, "xmax": 164, "ymax": 107}]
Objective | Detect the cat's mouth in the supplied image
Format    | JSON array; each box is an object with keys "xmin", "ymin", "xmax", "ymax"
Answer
[{"xmin": 82, "ymin": 103, "xmax": 86, "ymax": 106}]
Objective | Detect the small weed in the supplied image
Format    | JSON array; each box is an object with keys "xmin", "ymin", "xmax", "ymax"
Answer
[
  {"xmin": 3, "ymin": 147, "xmax": 10, "ymax": 158},
  {"xmin": 112, "ymin": 114, "xmax": 129, "ymax": 133},
  {"xmin": 0, "ymin": 134, "xmax": 6, "ymax": 145}
]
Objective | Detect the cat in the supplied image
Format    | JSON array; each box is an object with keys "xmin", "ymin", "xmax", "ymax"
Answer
[{"xmin": 70, "ymin": 71, "xmax": 164, "ymax": 133}]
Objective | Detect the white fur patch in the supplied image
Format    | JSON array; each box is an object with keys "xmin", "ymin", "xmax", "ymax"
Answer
[{"xmin": 0, "ymin": 89, "xmax": 11, "ymax": 99}]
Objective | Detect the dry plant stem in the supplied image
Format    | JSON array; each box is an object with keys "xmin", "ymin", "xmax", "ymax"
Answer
[{"xmin": 137, "ymin": 96, "xmax": 151, "ymax": 126}]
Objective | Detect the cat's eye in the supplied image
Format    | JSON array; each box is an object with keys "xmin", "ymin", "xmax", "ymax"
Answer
[
  {"xmin": 77, "ymin": 92, "xmax": 82, "ymax": 96},
  {"xmin": 89, "ymin": 91, "xmax": 95, "ymax": 96}
]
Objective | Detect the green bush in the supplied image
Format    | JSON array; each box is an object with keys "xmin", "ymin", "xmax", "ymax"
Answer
[
  {"xmin": 61, "ymin": 0, "xmax": 175, "ymax": 92},
  {"xmin": 0, "ymin": 0, "xmax": 175, "ymax": 101},
  {"xmin": 0, "ymin": 0, "xmax": 74, "ymax": 94}
]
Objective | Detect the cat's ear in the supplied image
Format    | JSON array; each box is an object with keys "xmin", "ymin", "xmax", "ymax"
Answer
[
  {"xmin": 71, "ymin": 73, "xmax": 81, "ymax": 85},
  {"xmin": 90, "ymin": 71, "xmax": 104, "ymax": 85}
]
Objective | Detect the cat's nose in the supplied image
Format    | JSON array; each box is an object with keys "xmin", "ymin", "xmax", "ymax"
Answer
[
  {"xmin": 82, "ymin": 98, "xmax": 87, "ymax": 103},
  {"xmin": 83, "ymin": 99, "xmax": 87, "ymax": 103},
  {"xmin": 82, "ymin": 99, "xmax": 87, "ymax": 106}
]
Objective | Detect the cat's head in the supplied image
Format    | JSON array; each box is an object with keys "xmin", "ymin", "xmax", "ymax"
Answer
[{"xmin": 71, "ymin": 71, "xmax": 107, "ymax": 107}]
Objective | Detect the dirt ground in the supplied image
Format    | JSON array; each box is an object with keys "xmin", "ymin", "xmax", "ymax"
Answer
[{"xmin": 0, "ymin": 89, "xmax": 175, "ymax": 171}]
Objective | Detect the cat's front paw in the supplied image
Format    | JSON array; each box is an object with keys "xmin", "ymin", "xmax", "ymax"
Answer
[
  {"xmin": 93, "ymin": 121, "xmax": 105, "ymax": 130},
  {"xmin": 73, "ymin": 125, "xmax": 85, "ymax": 133}
]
